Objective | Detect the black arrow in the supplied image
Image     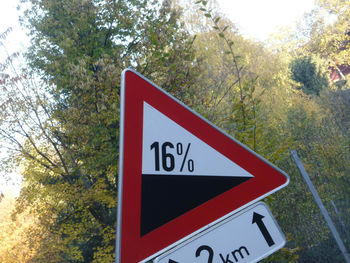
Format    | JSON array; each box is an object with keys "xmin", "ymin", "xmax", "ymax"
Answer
[
  {"xmin": 168, "ymin": 259, "xmax": 179, "ymax": 263},
  {"xmin": 252, "ymin": 212, "xmax": 275, "ymax": 247}
]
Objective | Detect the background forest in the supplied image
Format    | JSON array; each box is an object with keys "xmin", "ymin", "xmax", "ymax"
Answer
[{"xmin": 1, "ymin": 0, "xmax": 350, "ymax": 262}]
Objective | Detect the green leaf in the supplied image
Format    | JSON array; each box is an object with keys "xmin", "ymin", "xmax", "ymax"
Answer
[
  {"xmin": 204, "ymin": 13, "xmax": 211, "ymax": 18},
  {"xmin": 214, "ymin": 17, "xmax": 220, "ymax": 23},
  {"xmin": 202, "ymin": 1, "xmax": 208, "ymax": 5},
  {"xmin": 199, "ymin": 7, "xmax": 206, "ymax": 12},
  {"xmin": 219, "ymin": 32, "xmax": 225, "ymax": 38},
  {"xmin": 223, "ymin": 25, "xmax": 229, "ymax": 32}
]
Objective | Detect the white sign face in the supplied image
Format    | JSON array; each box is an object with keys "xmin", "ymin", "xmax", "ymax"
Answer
[
  {"xmin": 142, "ymin": 102, "xmax": 253, "ymax": 178},
  {"xmin": 153, "ymin": 202, "xmax": 285, "ymax": 263}
]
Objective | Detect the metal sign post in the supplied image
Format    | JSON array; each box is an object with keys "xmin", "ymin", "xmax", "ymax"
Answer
[{"xmin": 290, "ymin": 150, "xmax": 350, "ymax": 263}]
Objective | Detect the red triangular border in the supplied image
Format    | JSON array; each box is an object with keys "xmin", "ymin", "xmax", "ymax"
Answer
[{"xmin": 116, "ymin": 69, "xmax": 289, "ymax": 263}]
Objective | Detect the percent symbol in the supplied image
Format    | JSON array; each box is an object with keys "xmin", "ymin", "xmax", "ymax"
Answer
[
  {"xmin": 150, "ymin": 141, "xmax": 195, "ymax": 172},
  {"xmin": 176, "ymin": 143, "xmax": 194, "ymax": 172}
]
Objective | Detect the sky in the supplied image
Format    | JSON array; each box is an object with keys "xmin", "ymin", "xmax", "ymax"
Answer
[
  {"xmin": 0, "ymin": 0, "xmax": 316, "ymax": 194},
  {"xmin": 217, "ymin": 0, "xmax": 315, "ymax": 41},
  {"xmin": 0, "ymin": 0, "xmax": 316, "ymax": 47},
  {"xmin": 0, "ymin": 1, "xmax": 28, "ymax": 56},
  {"xmin": 0, "ymin": 1, "xmax": 26, "ymax": 195}
]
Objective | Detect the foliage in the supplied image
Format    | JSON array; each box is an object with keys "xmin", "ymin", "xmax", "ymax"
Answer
[
  {"xmin": 1, "ymin": 0, "xmax": 350, "ymax": 262},
  {"xmin": 290, "ymin": 56, "xmax": 329, "ymax": 95},
  {"xmin": 194, "ymin": 0, "xmax": 288, "ymax": 154},
  {"xmin": 311, "ymin": 0, "xmax": 350, "ymax": 65},
  {"xmin": 1, "ymin": 0, "xmax": 199, "ymax": 261},
  {"xmin": 270, "ymin": 87, "xmax": 350, "ymax": 261},
  {"xmin": 0, "ymin": 193, "xmax": 39, "ymax": 263},
  {"xmin": 195, "ymin": 1, "xmax": 298, "ymax": 261},
  {"xmin": 266, "ymin": 6, "xmax": 350, "ymax": 260},
  {"xmin": 194, "ymin": 1, "xmax": 350, "ymax": 261}
]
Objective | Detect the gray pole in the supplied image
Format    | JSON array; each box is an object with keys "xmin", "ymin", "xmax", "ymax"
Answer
[
  {"xmin": 290, "ymin": 150, "xmax": 350, "ymax": 263},
  {"xmin": 331, "ymin": 200, "xmax": 347, "ymax": 233}
]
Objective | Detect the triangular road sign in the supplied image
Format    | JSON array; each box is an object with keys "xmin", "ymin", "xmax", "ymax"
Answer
[{"xmin": 116, "ymin": 69, "xmax": 289, "ymax": 263}]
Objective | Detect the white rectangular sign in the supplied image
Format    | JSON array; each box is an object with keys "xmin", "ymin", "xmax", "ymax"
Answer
[{"xmin": 153, "ymin": 202, "xmax": 285, "ymax": 263}]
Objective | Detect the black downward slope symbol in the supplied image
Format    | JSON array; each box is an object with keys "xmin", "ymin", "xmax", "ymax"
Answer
[
  {"xmin": 252, "ymin": 212, "xmax": 275, "ymax": 247},
  {"xmin": 140, "ymin": 174, "xmax": 252, "ymax": 236}
]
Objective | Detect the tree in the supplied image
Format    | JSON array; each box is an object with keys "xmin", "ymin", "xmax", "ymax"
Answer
[
  {"xmin": 293, "ymin": 0, "xmax": 350, "ymax": 87},
  {"xmin": 3, "ymin": 0, "xmax": 350, "ymax": 261},
  {"xmin": 0, "ymin": 193, "xmax": 39, "ymax": 263},
  {"xmin": 191, "ymin": 3, "xmax": 300, "ymax": 262},
  {"xmin": 1, "ymin": 0, "xmax": 199, "ymax": 261},
  {"xmin": 290, "ymin": 56, "xmax": 329, "ymax": 95},
  {"xmin": 314, "ymin": 0, "xmax": 350, "ymax": 66}
]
